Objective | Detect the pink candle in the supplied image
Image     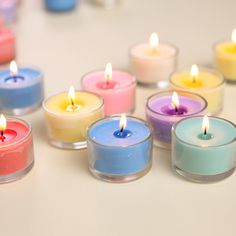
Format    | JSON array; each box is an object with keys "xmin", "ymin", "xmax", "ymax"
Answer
[
  {"xmin": 0, "ymin": 115, "xmax": 34, "ymax": 183},
  {"xmin": 81, "ymin": 63, "xmax": 136, "ymax": 115},
  {"xmin": 0, "ymin": 25, "xmax": 15, "ymax": 65}
]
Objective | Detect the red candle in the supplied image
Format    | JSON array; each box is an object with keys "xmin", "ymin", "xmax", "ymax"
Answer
[
  {"xmin": 0, "ymin": 23, "xmax": 15, "ymax": 65},
  {"xmin": 0, "ymin": 115, "xmax": 34, "ymax": 183}
]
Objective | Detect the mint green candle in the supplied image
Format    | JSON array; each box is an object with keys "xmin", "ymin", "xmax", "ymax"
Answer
[{"xmin": 172, "ymin": 116, "xmax": 236, "ymax": 183}]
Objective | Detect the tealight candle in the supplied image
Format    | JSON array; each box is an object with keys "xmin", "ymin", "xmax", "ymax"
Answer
[
  {"xmin": 0, "ymin": 24, "xmax": 15, "ymax": 64},
  {"xmin": 146, "ymin": 91, "xmax": 207, "ymax": 149},
  {"xmin": 45, "ymin": 0, "xmax": 78, "ymax": 12},
  {"xmin": 43, "ymin": 87, "xmax": 104, "ymax": 149},
  {"xmin": 129, "ymin": 32, "xmax": 178, "ymax": 87},
  {"xmin": 172, "ymin": 116, "xmax": 236, "ymax": 183},
  {"xmin": 214, "ymin": 29, "xmax": 236, "ymax": 82},
  {"xmin": 0, "ymin": 0, "xmax": 17, "ymax": 22},
  {"xmin": 81, "ymin": 63, "xmax": 136, "ymax": 116},
  {"xmin": 87, "ymin": 115, "xmax": 153, "ymax": 183},
  {"xmin": 170, "ymin": 65, "xmax": 225, "ymax": 115},
  {"xmin": 0, "ymin": 61, "xmax": 44, "ymax": 116},
  {"xmin": 0, "ymin": 114, "xmax": 34, "ymax": 183}
]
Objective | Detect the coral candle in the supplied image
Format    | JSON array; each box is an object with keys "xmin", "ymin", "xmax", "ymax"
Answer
[
  {"xmin": 43, "ymin": 86, "xmax": 104, "ymax": 149},
  {"xmin": 0, "ymin": 23, "xmax": 15, "ymax": 64},
  {"xmin": 0, "ymin": 61, "xmax": 44, "ymax": 116},
  {"xmin": 170, "ymin": 65, "xmax": 225, "ymax": 115},
  {"xmin": 214, "ymin": 29, "xmax": 236, "ymax": 82},
  {"xmin": 146, "ymin": 91, "xmax": 207, "ymax": 149},
  {"xmin": 172, "ymin": 115, "xmax": 236, "ymax": 183},
  {"xmin": 0, "ymin": 114, "xmax": 34, "ymax": 183},
  {"xmin": 87, "ymin": 115, "xmax": 153, "ymax": 183},
  {"xmin": 81, "ymin": 63, "xmax": 136, "ymax": 115},
  {"xmin": 129, "ymin": 32, "xmax": 178, "ymax": 87}
]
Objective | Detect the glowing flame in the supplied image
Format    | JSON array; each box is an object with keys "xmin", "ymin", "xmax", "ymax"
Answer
[
  {"xmin": 104, "ymin": 62, "xmax": 112, "ymax": 83},
  {"xmin": 10, "ymin": 61, "xmax": 18, "ymax": 76},
  {"xmin": 119, "ymin": 114, "xmax": 127, "ymax": 131},
  {"xmin": 202, "ymin": 115, "xmax": 209, "ymax": 135},
  {"xmin": 190, "ymin": 64, "xmax": 199, "ymax": 82},
  {"xmin": 0, "ymin": 114, "xmax": 6, "ymax": 134},
  {"xmin": 171, "ymin": 91, "xmax": 179, "ymax": 110},
  {"xmin": 232, "ymin": 29, "xmax": 236, "ymax": 43},
  {"xmin": 149, "ymin": 32, "xmax": 159, "ymax": 51},
  {"xmin": 68, "ymin": 86, "xmax": 76, "ymax": 106}
]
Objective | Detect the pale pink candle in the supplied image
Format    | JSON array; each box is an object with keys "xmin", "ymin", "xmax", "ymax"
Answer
[
  {"xmin": 130, "ymin": 33, "xmax": 178, "ymax": 88},
  {"xmin": 81, "ymin": 63, "xmax": 136, "ymax": 116}
]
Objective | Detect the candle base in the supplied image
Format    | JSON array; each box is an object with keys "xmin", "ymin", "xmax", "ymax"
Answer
[
  {"xmin": 138, "ymin": 80, "xmax": 169, "ymax": 89},
  {"xmin": 154, "ymin": 139, "xmax": 171, "ymax": 150},
  {"xmin": 173, "ymin": 165, "xmax": 235, "ymax": 183},
  {"xmin": 0, "ymin": 161, "xmax": 34, "ymax": 184},
  {"xmin": 0, "ymin": 100, "xmax": 43, "ymax": 116},
  {"xmin": 89, "ymin": 162, "xmax": 152, "ymax": 183},
  {"xmin": 48, "ymin": 139, "xmax": 87, "ymax": 150}
]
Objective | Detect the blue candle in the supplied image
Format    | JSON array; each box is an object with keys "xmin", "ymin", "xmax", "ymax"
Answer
[
  {"xmin": 45, "ymin": 0, "xmax": 77, "ymax": 12},
  {"xmin": 0, "ymin": 61, "xmax": 44, "ymax": 116},
  {"xmin": 87, "ymin": 115, "xmax": 153, "ymax": 183}
]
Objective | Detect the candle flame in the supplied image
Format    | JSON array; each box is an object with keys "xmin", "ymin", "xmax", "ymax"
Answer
[
  {"xmin": 119, "ymin": 114, "xmax": 127, "ymax": 131},
  {"xmin": 149, "ymin": 32, "xmax": 159, "ymax": 51},
  {"xmin": 190, "ymin": 64, "xmax": 199, "ymax": 83},
  {"xmin": 171, "ymin": 91, "xmax": 179, "ymax": 110},
  {"xmin": 232, "ymin": 29, "xmax": 236, "ymax": 43},
  {"xmin": 68, "ymin": 86, "xmax": 76, "ymax": 106},
  {"xmin": 10, "ymin": 61, "xmax": 18, "ymax": 76},
  {"xmin": 202, "ymin": 115, "xmax": 209, "ymax": 135},
  {"xmin": 0, "ymin": 114, "xmax": 6, "ymax": 134},
  {"xmin": 104, "ymin": 62, "xmax": 112, "ymax": 83}
]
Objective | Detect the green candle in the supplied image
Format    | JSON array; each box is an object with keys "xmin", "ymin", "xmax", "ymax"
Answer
[{"xmin": 172, "ymin": 116, "xmax": 236, "ymax": 183}]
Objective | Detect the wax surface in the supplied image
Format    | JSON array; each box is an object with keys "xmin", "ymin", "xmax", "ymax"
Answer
[
  {"xmin": 175, "ymin": 117, "xmax": 236, "ymax": 146},
  {"xmin": 149, "ymin": 96, "xmax": 204, "ymax": 115},
  {"xmin": 45, "ymin": 0, "xmax": 77, "ymax": 11},
  {"xmin": 82, "ymin": 70, "xmax": 136, "ymax": 115},
  {"xmin": 44, "ymin": 91, "xmax": 102, "ymax": 115},
  {"xmin": 90, "ymin": 119, "xmax": 151, "ymax": 146}
]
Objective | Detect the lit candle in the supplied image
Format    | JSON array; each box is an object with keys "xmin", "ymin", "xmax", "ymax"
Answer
[
  {"xmin": 87, "ymin": 115, "xmax": 153, "ymax": 182},
  {"xmin": 0, "ymin": 61, "xmax": 44, "ymax": 116},
  {"xmin": 44, "ymin": 0, "xmax": 78, "ymax": 12},
  {"xmin": 146, "ymin": 90, "xmax": 207, "ymax": 149},
  {"xmin": 0, "ymin": 114, "xmax": 34, "ymax": 183},
  {"xmin": 172, "ymin": 116, "xmax": 236, "ymax": 183},
  {"xmin": 0, "ymin": 0, "xmax": 18, "ymax": 23},
  {"xmin": 170, "ymin": 64, "xmax": 225, "ymax": 115},
  {"xmin": 43, "ymin": 87, "xmax": 104, "ymax": 149},
  {"xmin": 214, "ymin": 29, "xmax": 236, "ymax": 81},
  {"xmin": 81, "ymin": 62, "xmax": 136, "ymax": 115},
  {"xmin": 0, "ymin": 22, "xmax": 15, "ymax": 64},
  {"xmin": 129, "ymin": 32, "xmax": 178, "ymax": 87}
]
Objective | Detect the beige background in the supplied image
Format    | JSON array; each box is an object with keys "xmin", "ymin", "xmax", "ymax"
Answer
[{"xmin": 1, "ymin": 0, "xmax": 236, "ymax": 235}]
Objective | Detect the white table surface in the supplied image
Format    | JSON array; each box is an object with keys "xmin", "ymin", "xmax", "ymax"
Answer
[{"xmin": 1, "ymin": 0, "xmax": 236, "ymax": 235}]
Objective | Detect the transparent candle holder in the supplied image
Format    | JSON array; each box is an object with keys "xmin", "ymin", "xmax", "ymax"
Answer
[
  {"xmin": 43, "ymin": 90, "xmax": 104, "ymax": 150},
  {"xmin": 129, "ymin": 42, "xmax": 178, "ymax": 88},
  {"xmin": 170, "ymin": 67, "xmax": 225, "ymax": 115},
  {"xmin": 0, "ymin": 0, "xmax": 17, "ymax": 23},
  {"xmin": 146, "ymin": 91, "xmax": 207, "ymax": 149},
  {"xmin": 87, "ymin": 116, "xmax": 153, "ymax": 183},
  {"xmin": 172, "ymin": 116, "xmax": 236, "ymax": 183},
  {"xmin": 0, "ymin": 118, "xmax": 34, "ymax": 184}
]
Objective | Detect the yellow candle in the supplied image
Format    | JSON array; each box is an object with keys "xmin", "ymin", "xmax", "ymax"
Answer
[
  {"xmin": 214, "ymin": 29, "xmax": 236, "ymax": 81},
  {"xmin": 43, "ymin": 87, "xmax": 104, "ymax": 149},
  {"xmin": 170, "ymin": 65, "xmax": 225, "ymax": 115}
]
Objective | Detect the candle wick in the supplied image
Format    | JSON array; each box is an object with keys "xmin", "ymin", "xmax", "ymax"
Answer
[
  {"xmin": 175, "ymin": 106, "xmax": 178, "ymax": 113},
  {"xmin": 0, "ymin": 130, "xmax": 5, "ymax": 142},
  {"xmin": 120, "ymin": 126, "xmax": 124, "ymax": 133},
  {"xmin": 192, "ymin": 76, "xmax": 196, "ymax": 83},
  {"xmin": 204, "ymin": 129, "xmax": 207, "ymax": 135}
]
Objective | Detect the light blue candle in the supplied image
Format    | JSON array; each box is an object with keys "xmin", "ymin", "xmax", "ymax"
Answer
[
  {"xmin": 0, "ymin": 66, "xmax": 44, "ymax": 116},
  {"xmin": 172, "ymin": 116, "xmax": 236, "ymax": 183},
  {"xmin": 87, "ymin": 116, "xmax": 153, "ymax": 183},
  {"xmin": 45, "ymin": 0, "xmax": 77, "ymax": 12}
]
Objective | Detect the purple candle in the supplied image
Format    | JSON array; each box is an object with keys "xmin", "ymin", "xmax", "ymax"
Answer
[{"xmin": 146, "ymin": 91, "xmax": 208, "ymax": 149}]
